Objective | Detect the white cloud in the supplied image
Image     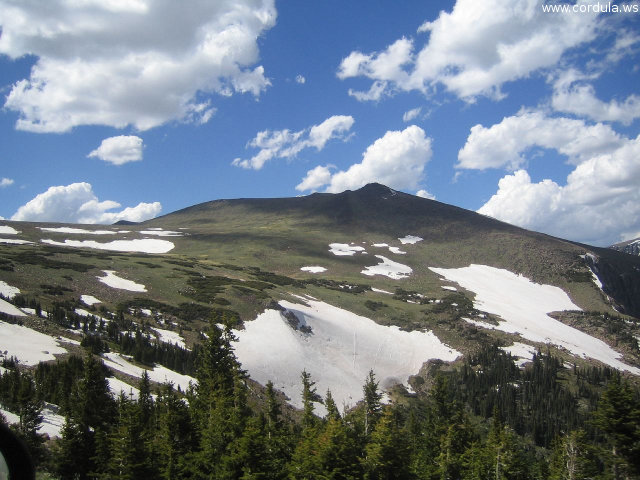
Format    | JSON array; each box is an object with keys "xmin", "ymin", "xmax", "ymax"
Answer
[
  {"xmin": 457, "ymin": 110, "xmax": 624, "ymax": 170},
  {"xmin": 1, "ymin": 178, "xmax": 14, "ymax": 187},
  {"xmin": 296, "ymin": 165, "xmax": 333, "ymax": 192},
  {"xmin": 88, "ymin": 135, "xmax": 144, "ymax": 165},
  {"xmin": 416, "ymin": 189, "xmax": 435, "ymax": 200},
  {"xmin": 551, "ymin": 69, "xmax": 640, "ymax": 125},
  {"xmin": 232, "ymin": 115, "xmax": 354, "ymax": 170},
  {"xmin": 11, "ymin": 182, "xmax": 161, "ymax": 224},
  {"xmin": 338, "ymin": 0, "xmax": 599, "ymax": 101},
  {"xmin": 295, "ymin": 74, "xmax": 306, "ymax": 84},
  {"xmin": 0, "ymin": 0, "xmax": 276, "ymax": 132},
  {"xmin": 297, "ymin": 125, "xmax": 432, "ymax": 194},
  {"xmin": 403, "ymin": 107, "xmax": 422, "ymax": 123},
  {"xmin": 465, "ymin": 113, "xmax": 640, "ymax": 245}
]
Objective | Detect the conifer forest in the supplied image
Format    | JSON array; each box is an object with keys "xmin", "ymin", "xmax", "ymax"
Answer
[{"xmin": 1, "ymin": 318, "xmax": 639, "ymax": 480}]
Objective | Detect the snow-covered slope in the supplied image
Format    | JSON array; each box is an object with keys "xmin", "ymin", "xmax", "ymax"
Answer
[
  {"xmin": 232, "ymin": 297, "xmax": 460, "ymax": 414},
  {"xmin": 430, "ymin": 264, "xmax": 640, "ymax": 375}
]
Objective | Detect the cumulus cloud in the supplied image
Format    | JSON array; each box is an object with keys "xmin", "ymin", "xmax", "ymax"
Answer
[
  {"xmin": 88, "ymin": 135, "xmax": 144, "ymax": 165},
  {"xmin": 337, "ymin": 0, "xmax": 599, "ymax": 101},
  {"xmin": 0, "ymin": 0, "xmax": 276, "ymax": 132},
  {"xmin": 295, "ymin": 165, "xmax": 334, "ymax": 192},
  {"xmin": 295, "ymin": 74, "xmax": 306, "ymax": 84},
  {"xmin": 1, "ymin": 178, "xmax": 14, "ymax": 187},
  {"xmin": 416, "ymin": 189, "xmax": 435, "ymax": 200},
  {"xmin": 296, "ymin": 125, "xmax": 432, "ymax": 194},
  {"xmin": 232, "ymin": 115, "xmax": 354, "ymax": 170},
  {"xmin": 11, "ymin": 182, "xmax": 161, "ymax": 224},
  {"xmin": 551, "ymin": 69, "xmax": 640, "ymax": 125},
  {"xmin": 463, "ymin": 113, "xmax": 640, "ymax": 245},
  {"xmin": 457, "ymin": 110, "xmax": 624, "ymax": 170}
]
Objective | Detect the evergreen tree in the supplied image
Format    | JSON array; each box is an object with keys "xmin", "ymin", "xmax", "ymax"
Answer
[
  {"xmin": 362, "ymin": 406, "xmax": 413, "ymax": 480},
  {"xmin": 549, "ymin": 430, "xmax": 599, "ymax": 480},
  {"xmin": 17, "ymin": 374, "xmax": 44, "ymax": 463},
  {"xmin": 363, "ymin": 370, "xmax": 382, "ymax": 437}
]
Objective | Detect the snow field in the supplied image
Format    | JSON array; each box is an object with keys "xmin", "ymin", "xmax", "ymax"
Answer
[
  {"xmin": 0, "ymin": 226, "xmax": 19, "ymax": 235},
  {"xmin": 42, "ymin": 238, "xmax": 175, "ymax": 253},
  {"xmin": 98, "ymin": 270, "xmax": 147, "ymax": 292},
  {"xmin": 500, "ymin": 342, "xmax": 538, "ymax": 367},
  {"xmin": 232, "ymin": 298, "xmax": 460, "ymax": 415},
  {"xmin": 0, "ymin": 404, "xmax": 64, "ymax": 438},
  {"xmin": 102, "ymin": 352, "xmax": 195, "ymax": 392},
  {"xmin": 361, "ymin": 255, "xmax": 412, "ymax": 279},
  {"xmin": 81, "ymin": 295, "xmax": 102, "ymax": 306},
  {"xmin": 430, "ymin": 264, "xmax": 640, "ymax": 375},
  {"xmin": 151, "ymin": 327, "xmax": 187, "ymax": 349},
  {"xmin": 0, "ymin": 280, "xmax": 20, "ymax": 299},
  {"xmin": 0, "ymin": 238, "xmax": 34, "ymax": 244},
  {"xmin": 0, "ymin": 321, "xmax": 68, "ymax": 366},
  {"xmin": 107, "ymin": 377, "xmax": 141, "ymax": 400},
  {"xmin": 38, "ymin": 227, "xmax": 118, "ymax": 235},
  {"xmin": 0, "ymin": 298, "xmax": 26, "ymax": 317}
]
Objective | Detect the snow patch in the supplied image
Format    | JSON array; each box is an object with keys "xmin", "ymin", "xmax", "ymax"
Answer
[
  {"xmin": 329, "ymin": 243, "xmax": 366, "ymax": 256},
  {"xmin": 0, "ymin": 225, "xmax": 19, "ymax": 235},
  {"xmin": 0, "ymin": 298, "xmax": 26, "ymax": 317},
  {"xmin": 361, "ymin": 255, "xmax": 412, "ymax": 279},
  {"xmin": 233, "ymin": 299, "xmax": 460, "ymax": 414},
  {"xmin": 301, "ymin": 266, "xmax": 327, "ymax": 273},
  {"xmin": 441, "ymin": 285, "xmax": 457, "ymax": 292},
  {"xmin": 42, "ymin": 238, "xmax": 174, "ymax": 253},
  {"xmin": 102, "ymin": 352, "xmax": 195, "ymax": 391},
  {"xmin": 0, "ymin": 280, "xmax": 20, "ymax": 299},
  {"xmin": 0, "ymin": 321, "xmax": 68, "ymax": 365},
  {"xmin": 398, "ymin": 235, "xmax": 423, "ymax": 245},
  {"xmin": 40, "ymin": 404, "xmax": 65, "ymax": 438},
  {"xmin": 388, "ymin": 246, "xmax": 407, "ymax": 255},
  {"xmin": 431, "ymin": 264, "xmax": 640, "ymax": 375},
  {"xmin": 38, "ymin": 227, "xmax": 117, "ymax": 235},
  {"xmin": 372, "ymin": 288, "xmax": 393, "ymax": 295},
  {"xmin": 107, "ymin": 377, "xmax": 141, "ymax": 400},
  {"xmin": 151, "ymin": 327, "xmax": 187, "ymax": 349},
  {"xmin": 140, "ymin": 229, "xmax": 183, "ymax": 237},
  {"xmin": 500, "ymin": 342, "xmax": 537, "ymax": 368},
  {"xmin": 372, "ymin": 243, "xmax": 389, "ymax": 247},
  {"xmin": 98, "ymin": 270, "xmax": 147, "ymax": 292},
  {"xmin": 81, "ymin": 295, "xmax": 101, "ymax": 306}
]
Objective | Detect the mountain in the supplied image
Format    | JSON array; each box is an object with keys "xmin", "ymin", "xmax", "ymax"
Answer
[
  {"xmin": 610, "ymin": 237, "xmax": 640, "ymax": 256},
  {"xmin": 2, "ymin": 183, "xmax": 640, "ymax": 478},
  {"xmin": 1, "ymin": 183, "xmax": 640, "ymax": 408}
]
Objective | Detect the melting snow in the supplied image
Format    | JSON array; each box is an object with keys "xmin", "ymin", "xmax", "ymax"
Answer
[
  {"xmin": 140, "ymin": 230, "xmax": 183, "ymax": 237},
  {"xmin": 0, "ymin": 226, "xmax": 19, "ymax": 235},
  {"xmin": 38, "ymin": 227, "xmax": 117, "ymax": 235},
  {"xmin": 102, "ymin": 352, "xmax": 195, "ymax": 391},
  {"xmin": 301, "ymin": 266, "xmax": 327, "ymax": 273},
  {"xmin": 372, "ymin": 288, "xmax": 393, "ymax": 295},
  {"xmin": 151, "ymin": 327, "xmax": 187, "ymax": 349},
  {"xmin": 0, "ymin": 238, "xmax": 34, "ymax": 245},
  {"xmin": 329, "ymin": 243, "xmax": 366, "ymax": 256},
  {"xmin": 42, "ymin": 238, "xmax": 174, "ymax": 253},
  {"xmin": 0, "ymin": 299, "xmax": 26, "ymax": 317},
  {"xmin": 108, "ymin": 377, "xmax": 141, "ymax": 400},
  {"xmin": 372, "ymin": 243, "xmax": 389, "ymax": 247},
  {"xmin": 81, "ymin": 295, "xmax": 102, "ymax": 306},
  {"xmin": 233, "ymin": 298, "xmax": 460, "ymax": 414},
  {"xmin": 430, "ymin": 264, "xmax": 640, "ymax": 375},
  {"xmin": 500, "ymin": 342, "xmax": 537, "ymax": 368},
  {"xmin": 0, "ymin": 321, "xmax": 68, "ymax": 366},
  {"xmin": 398, "ymin": 235, "xmax": 423, "ymax": 245},
  {"xmin": 0, "ymin": 280, "xmax": 20, "ymax": 299},
  {"xmin": 98, "ymin": 270, "xmax": 147, "ymax": 292},
  {"xmin": 361, "ymin": 255, "xmax": 412, "ymax": 279},
  {"xmin": 388, "ymin": 247, "xmax": 406, "ymax": 255}
]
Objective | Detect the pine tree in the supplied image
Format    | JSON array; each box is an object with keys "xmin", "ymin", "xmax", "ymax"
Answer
[
  {"xmin": 549, "ymin": 430, "xmax": 599, "ymax": 480},
  {"xmin": 362, "ymin": 406, "xmax": 413, "ymax": 480},
  {"xmin": 363, "ymin": 370, "xmax": 382, "ymax": 437},
  {"xmin": 17, "ymin": 374, "xmax": 44, "ymax": 463}
]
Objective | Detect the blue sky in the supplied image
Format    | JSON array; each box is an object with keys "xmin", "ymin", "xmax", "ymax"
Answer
[{"xmin": 1, "ymin": 0, "xmax": 639, "ymax": 246}]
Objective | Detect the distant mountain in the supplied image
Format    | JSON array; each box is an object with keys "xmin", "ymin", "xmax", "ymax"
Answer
[{"xmin": 610, "ymin": 237, "xmax": 640, "ymax": 256}]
